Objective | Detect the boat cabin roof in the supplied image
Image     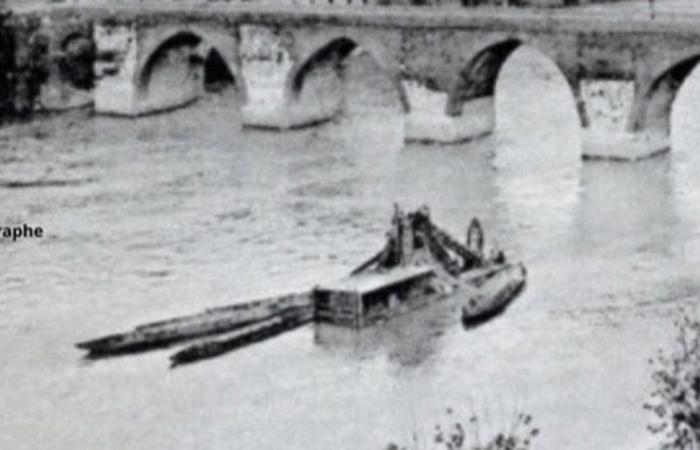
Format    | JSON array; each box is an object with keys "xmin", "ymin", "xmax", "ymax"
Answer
[{"xmin": 315, "ymin": 265, "xmax": 434, "ymax": 295}]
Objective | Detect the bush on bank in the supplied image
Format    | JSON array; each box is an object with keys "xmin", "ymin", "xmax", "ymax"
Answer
[
  {"xmin": 387, "ymin": 407, "xmax": 538, "ymax": 450},
  {"xmin": 646, "ymin": 314, "xmax": 700, "ymax": 450}
]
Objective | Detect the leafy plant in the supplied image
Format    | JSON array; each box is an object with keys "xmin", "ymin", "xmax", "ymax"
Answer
[
  {"xmin": 645, "ymin": 315, "xmax": 700, "ymax": 449},
  {"xmin": 387, "ymin": 407, "xmax": 538, "ymax": 450}
]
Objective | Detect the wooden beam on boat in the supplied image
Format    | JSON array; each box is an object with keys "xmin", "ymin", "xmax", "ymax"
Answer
[{"xmin": 349, "ymin": 249, "xmax": 385, "ymax": 276}]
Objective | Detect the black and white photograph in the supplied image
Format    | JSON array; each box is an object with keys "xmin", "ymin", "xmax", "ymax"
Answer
[{"xmin": 1, "ymin": 0, "xmax": 700, "ymax": 448}]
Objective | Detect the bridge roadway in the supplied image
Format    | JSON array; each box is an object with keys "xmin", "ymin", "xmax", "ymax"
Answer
[
  {"xmin": 40, "ymin": 1, "xmax": 700, "ymax": 30},
  {"xmin": 21, "ymin": 1, "xmax": 700, "ymax": 159}
]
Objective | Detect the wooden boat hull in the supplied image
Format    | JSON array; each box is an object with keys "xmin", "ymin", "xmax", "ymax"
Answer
[
  {"xmin": 461, "ymin": 263, "xmax": 527, "ymax": 326},
  {"xmin": 76, "ymin": 292, "xmax": 312, "ymax": 357},
  {"xmin": 170, "ymin": 305, "xmax": 314, "ymax": 367}
]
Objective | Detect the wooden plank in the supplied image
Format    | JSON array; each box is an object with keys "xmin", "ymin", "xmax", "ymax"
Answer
[
  {"xmin": 76, "ymin": 292, "xmax": 313, "ymax": 357},
  {"xmin": 315, "ymin": 266, "xmax": 434, "ymax": 295},
  {"xmin": 170, "ymin": 305, "xmax": 314, "ymax": 367}
]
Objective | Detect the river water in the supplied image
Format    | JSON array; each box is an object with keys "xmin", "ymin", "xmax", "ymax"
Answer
[{"xmin": 1, "ymin": 47, "xmax": 700, "ymax": 450}]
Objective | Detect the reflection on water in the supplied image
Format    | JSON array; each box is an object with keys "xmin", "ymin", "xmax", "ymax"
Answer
[
  {"xmin": 313, "ymin": 293, "xmax": 462, "ymax": 368},
  {"xmin": 1, "ymin": 47, "xmax": 700, "ymax": 450},
  {"xmin": 576, "ymin": 158, "xmax": 678, "ymax": 256}
]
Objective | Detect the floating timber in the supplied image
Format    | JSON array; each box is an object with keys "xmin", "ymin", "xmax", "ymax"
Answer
[
  {"xmin": 76, "ymin": 292, "xmax": 312, "ymax": 357},
  {"xmin": 76, "ymin": 205, "xmax": 526, "ymax": 366},
  {"xmin": 170, "ymin": 304, "xmax": 314, "ymax": 367}
]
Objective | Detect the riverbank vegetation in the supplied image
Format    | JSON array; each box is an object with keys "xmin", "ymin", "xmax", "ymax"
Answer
[
  {"xmin": 387, "ymin": 407, "xmax": 538, "ymax": 450},
  {"xmin": 645, "ymin": 313, "xmax": 700, "ymax": 449}
]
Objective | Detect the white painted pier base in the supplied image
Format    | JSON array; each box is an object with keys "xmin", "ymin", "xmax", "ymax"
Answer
[
  {"xmin": 579, "ymin": 79, "xmax": 670, "ymax": 161},
  {"xmin": 402, "ymin": 81, "xmax": 494, "ymax": 144},
  {"xmin": 241, "ymin": 58, "xmax": 344, "ymax": 130},
  {"xmin": 94, "ymin": 24, "xmax": 142, "ymax": 115},
  {"xmin": 238, "ymin": 23, "xmax": 344, "ymax": 130},
  {"xmin": 95, "ymin": 75, "xmax": 202, "ymax": 116},
  {"xmin": 93, "ymin": 24, "xmax": 204, "ymax": 116},
  {"xmin": 241, "ymin": 101, "xmax": 341, "ymax": 130},
  {"xmin": 581, "ymin": 129, "xmax": 670, "ymax": 161},
  {"xmin": 405, "ymin": 97, "xmax": 495, "ymax": 144}
]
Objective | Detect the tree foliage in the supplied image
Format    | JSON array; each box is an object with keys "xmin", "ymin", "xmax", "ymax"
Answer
[
  {"xmin": 387, "ymin": 407, "xmax": 538, "ymax": 450},
  {"xmin": 645, "ymin": 315, "xmax": 700, "ymax": 450}
]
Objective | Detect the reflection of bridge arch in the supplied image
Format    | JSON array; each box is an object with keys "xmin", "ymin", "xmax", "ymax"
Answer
[
  {"xmin": 136, "ymin": 26, "xmax": 247, "ymax": 101},
  {"xmin": 284, "ymin": 35, "xmax": 410, "ymax": 113}
]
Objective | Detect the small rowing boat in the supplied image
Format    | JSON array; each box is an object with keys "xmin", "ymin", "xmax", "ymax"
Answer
[{"xmin": 461, "ymin": 263, "xmax": 527, "ymax": 325}]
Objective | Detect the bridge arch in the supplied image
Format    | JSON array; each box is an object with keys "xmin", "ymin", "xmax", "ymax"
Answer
[
  {"xmin": 135, "ymin": 26, "xmax": 246, "ymax": 102},
  {"xmin": 284, "ymin": 35, "xmax": 410, "ymax": 113},
  {"xmin": 446, "ymin": 37, "xmax": 581, "ymax": 124},
  {"xmin": 446, "ymin": 38, "xmax": 521, "ymax": 116},
  {"xmin": 632, "ymin": 51, "xmax": 700, "ymax": 135}
]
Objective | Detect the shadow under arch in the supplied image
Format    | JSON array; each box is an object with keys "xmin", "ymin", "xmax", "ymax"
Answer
[
  {"xmin": 665, "ymin": 56, "xmax": 700, "ymax": 209},
  {"xmin": 138, "ymin": 31, "xmax": 202, "ymax": 90},
  {"xmin": 446, "ymin": 38, "xmax": 581, "ymax": 127},
  {"xmin": 59, "ymin": 32, "xmax": 95, "ymax": 91},
  {"xmin": 136, "ymin": 28, "xmax": 247, "ymax": 102},
  {"xmin": 204, "ymin": 47, "xmax": 236, "ymax": 92},
  {"xmin": 635, "ymin": 53, "xmax": 700, "ymax": 136},
  {"xmin": 446, "ymin": 39, "xmax": 522, "ymax": 116},
  {"xmin": 285, "ymin": 36, "xmax": 410, "ymax": 113}
]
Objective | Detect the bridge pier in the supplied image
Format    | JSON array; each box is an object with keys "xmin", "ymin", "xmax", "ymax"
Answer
[
  {"xmin": 241, "ymin": 62, "xmax": 343, "ymax": 130},
  {"xmin": 405, "ymin": 97, "xmax": 494, "ymax": 144},
  {"xmin": 578, "ymin": 79, "xmax": 670, "ymax": 161},
  {"xmin": 581, "ymin": 128, "xmax": 669, "ymax": 162},
  {"xmin": 94, "ymin": 24, "xmax": 206, "ymax": 116},
  {"xmin": 403, "ymin": 81, "xmax": 494, "ymax": 144},
  {"xmin": 93, "ymin": 25, "xmax": 139, "ymax": 115},
  {"xmin": 241, "ymin": 98, "xmax": 341, "ymax": 130},
  {"xmin": 239, "ymin": 25, "xmax": 346, "ymax": 130}
]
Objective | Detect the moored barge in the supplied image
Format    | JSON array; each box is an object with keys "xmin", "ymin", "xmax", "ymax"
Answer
[{"xmin": 76, "ymin": 205, "xmax": 526, "ymax": 366}]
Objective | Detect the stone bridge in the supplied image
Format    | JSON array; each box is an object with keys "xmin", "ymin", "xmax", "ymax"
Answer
[{"xmin": 34, "ymin": 4, "xmax": 700, "ymax": 159}]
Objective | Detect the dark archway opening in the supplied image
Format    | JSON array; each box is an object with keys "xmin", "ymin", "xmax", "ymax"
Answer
[
  {"xmin": 292, "ymin": 37, "xmax": 408, "ymax": 116},
  {"xmin": 140, "ymin": 32, "xmax": 202, "ymax": 89},
  {"xmin": 0, "ymin": 14, "xmax": 13, "ymax": 122},
  {"xmin": 292, "ymin": 38, "xmax": 357, "ymax": 94},
  {"xmin": 449, "ymin": 39, "xmax": 522, "ymax": 115},
  {"xmin": 59, "ymin": 34, "xmax": 95, "ymax": 91},
  {"xmin": 204, "ymin": 48, "xmax": 235, "ymax": 93},
  {"xmin": 643, "ymin": 56, "xmax": 700, "ymax": 133},
  {"xmin": 663, "ymin": 58, "xmax": 700, "ymax": 91}
]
